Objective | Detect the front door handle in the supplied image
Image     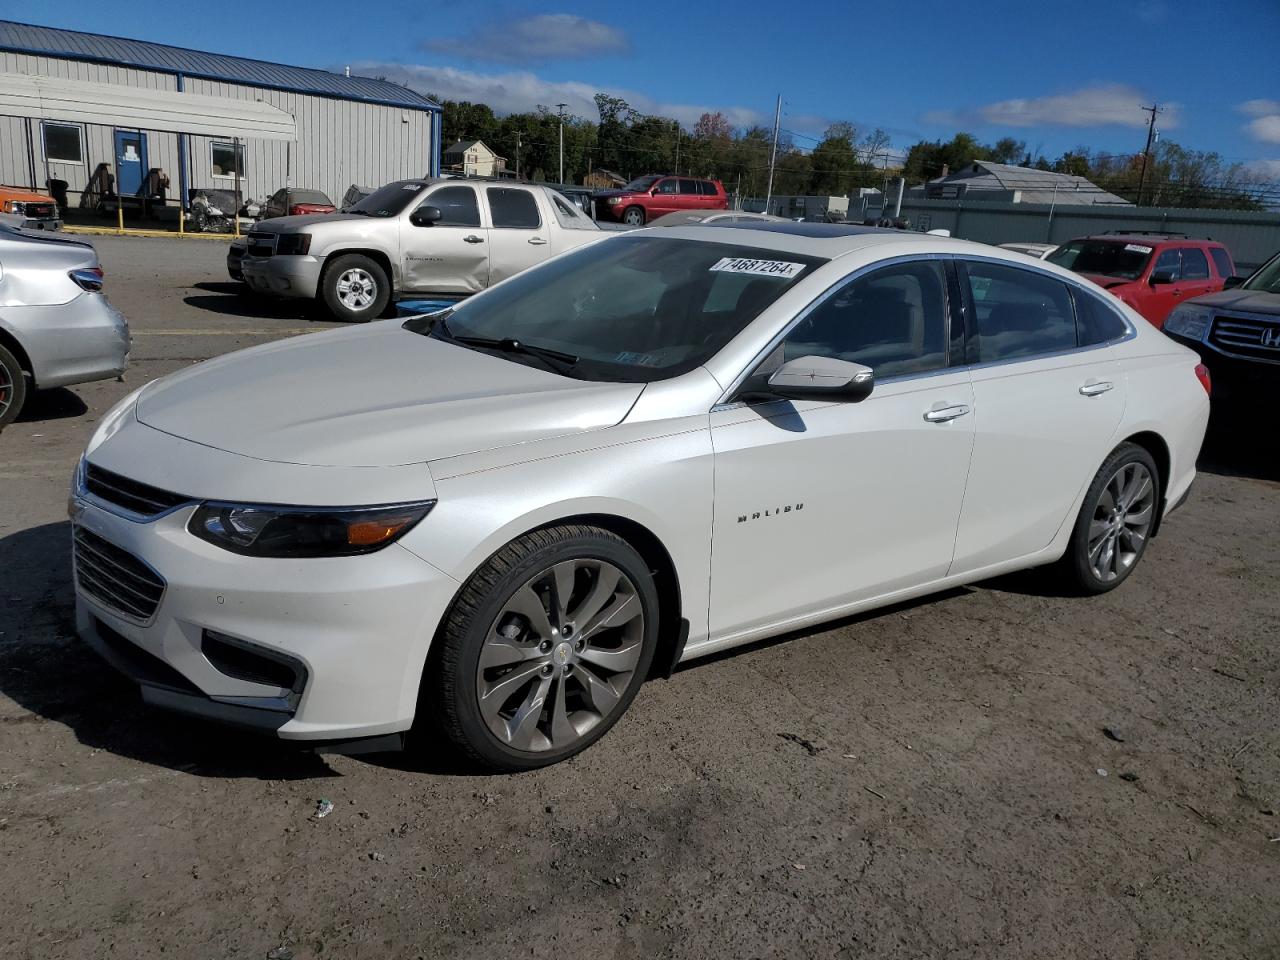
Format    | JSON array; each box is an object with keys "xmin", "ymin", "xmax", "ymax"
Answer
[
  {"xmin": 923, "ymin": 403, "xmax": 970, "ymax": 423},
  {"xmin": 1079, "ymin": 380, "xmax": 1114, "ymax": 397},
  {"xmin": 463, "ymin": 235, "xmax": 485, "ymax": 244},
  {"xmin": 528, "ymin": 237, "xmax": 548, "ymax": 246}
]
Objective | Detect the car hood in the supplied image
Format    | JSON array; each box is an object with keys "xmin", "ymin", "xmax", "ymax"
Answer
[
  {"xmin": 135, "ymin": 322, "xmax": 644, "ymax": 468},
  {"xmin": 250, "ymin": 212, "xmax": 368, "ymax": 233},
  {"xmin": 1184, "ymin": 287, "xmax": 1280, "ymax": 314},
  {"xmin": 1078, "ymin": 273, "xmax": 1136, "ymax": 291}
]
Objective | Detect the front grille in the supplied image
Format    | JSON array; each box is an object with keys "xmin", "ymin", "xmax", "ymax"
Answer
[
  {"xmin": 73, "ymin": 526, "xmax": 166, "ymax": 622},
  {"xmin": 1208, "ymin": 315, "xmax": 1280, "ymax": 362},
  {"xmin": 84, "ymin": 463, "xmax": 190, "ymax": 517},
  {"xmin": 247, "ymin": 231, "xmax": 276, "ymax": 258}
]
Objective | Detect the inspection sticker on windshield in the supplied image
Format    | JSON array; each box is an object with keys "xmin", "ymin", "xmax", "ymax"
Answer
[
  {"xmin": 709, "ymin": 257, "xmax": 805, "ymax": 278},
  {"xmin": 1124, "ymin": 243, "xmax": 1152, "ymax": 254}
]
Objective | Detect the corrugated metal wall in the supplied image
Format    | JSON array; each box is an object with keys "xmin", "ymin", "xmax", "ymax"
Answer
[{"xmin": 0, "ymin": 53, "xmax": 433, "ymax": 208}]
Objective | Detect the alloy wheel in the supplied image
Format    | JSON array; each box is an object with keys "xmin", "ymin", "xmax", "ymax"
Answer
[
  {"xmin": 475, "ymin": 558, "xmax": 645, "ymax": 753},
  {"xmin": 1088, "ymin": 461, "xmax": 1155, "ymax": 582},
  {"xmin": 0, "ymin": 363, "xmax": 11, "ymax": 420},
  {"xmin": 335, "ymin": 268, "xmax": 377, "ymax": 310}
]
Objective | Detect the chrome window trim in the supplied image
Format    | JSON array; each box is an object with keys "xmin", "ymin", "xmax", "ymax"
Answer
[{"xmin": 713, "ymin": 252, "xmax": 956, "ymax": 406}]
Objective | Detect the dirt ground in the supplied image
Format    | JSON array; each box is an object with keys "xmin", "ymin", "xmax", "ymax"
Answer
[{"xmin": 1, "ymin": 234, "xmax": 1277, "ymax": 960}]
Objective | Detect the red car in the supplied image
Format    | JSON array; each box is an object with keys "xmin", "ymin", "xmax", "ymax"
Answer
[
  {"xmin": 260, "ymin": 187, "xmax": 336, "ymax": 219},
  {"xmin": 597, "ymin": 175, "xmax": 728, "ymax": 226},
  {"xmin": 1046, "ymin": 233, "xmax": 1236, "ymax": 328}
]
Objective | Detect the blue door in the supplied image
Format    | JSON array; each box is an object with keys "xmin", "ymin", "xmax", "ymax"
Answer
[{"xmin": 114, "ymin": 130, "xmax": 148, "ymax": 196}]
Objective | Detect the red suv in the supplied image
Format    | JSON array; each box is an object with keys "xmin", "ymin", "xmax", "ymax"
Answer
[
  {"xmin": 597, "ymin": 175, "xmax": 728, "ymax": 226},
  {"xmin": 1046, "ymin": 233, "xmax": 1236, "ymax": 328}
]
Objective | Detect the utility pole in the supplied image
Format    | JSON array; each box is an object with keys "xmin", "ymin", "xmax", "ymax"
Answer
[
  {"xmin": 1136, "ymin": 103, "xmax": 1162, "ymax": 206},
  {"xmin": 515, "ymin": 132, "xmax": 521, "ymax": 179},
  {"xmin": 674, "ymin": 127, "xmax": 680, "ymax": 175},
  {"xmin": 765, "ymin": 94, "xmax": 781, "ymax": 213},
  {"xmin": 556, "ymin": 103, "xmax": 568, "ymax": 185}
]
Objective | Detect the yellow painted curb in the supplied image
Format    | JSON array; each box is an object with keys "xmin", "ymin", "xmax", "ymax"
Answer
[{"xmin": 63, "ymin": 225, "xmax": 236, "ymax": 242}]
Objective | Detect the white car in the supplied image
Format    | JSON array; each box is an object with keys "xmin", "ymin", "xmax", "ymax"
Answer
[{"xmin": 71, "ymin": 223, "xmax": 1210, "ymax": 770}]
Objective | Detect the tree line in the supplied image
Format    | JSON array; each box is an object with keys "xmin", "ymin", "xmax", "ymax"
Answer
[{"xmin": 432, "ymin": 93, "xmax": 1275, "ymax": 211}]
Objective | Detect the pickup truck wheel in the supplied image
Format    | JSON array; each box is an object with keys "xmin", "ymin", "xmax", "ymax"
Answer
[
  {"xmin": 321, "ymin": 254, "xmax": 390, "ymax": 322},
  {"xmin": 622, "ymin": 206, "xmax": 646, "ymax": 227},
  {"xmin": 0, "ymin": 343, "xmax": 28, "ymax": 429}
]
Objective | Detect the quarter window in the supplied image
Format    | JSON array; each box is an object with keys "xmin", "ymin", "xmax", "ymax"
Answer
[
  {"xmin": 424, "ymin": 186, "xmax": 480, "ymax": 227},
  {"xmin": 1209, "ymin": 247, "xmax": 1234, "ymax": 278},
  {"xmin": 211, "ymin": 141, "xmax": 245, "ymax": 179},
  {"xmin": 697, "ymin": 180, "xmax": 718, "ymax": 196},
  {"xmin": 782, "ymin": 260, "xmax": 949, "ymax": 379},
  {"xmin": 486, "ymin": 187, "xmax": 540, "ymax": 228},
  {"xmin": 1181, "ymin": 247, "xmax": 1210, "ymax": 280},
  {"xmin": 43, "ymin": 122, "xmax": 84, "ymax": 164},
  {"xmin": 1073, "ymin": 289, "xmax": 1128, "ymax": 346},
  {"xmin": 966, "ymin": 262, "xmax": 1076, "ymax": 362}
]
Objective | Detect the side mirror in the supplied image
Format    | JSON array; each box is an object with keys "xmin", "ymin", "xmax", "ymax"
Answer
[
  {"xmin": 1222, "ymin": 275, "xmax": 1245, "ymax": 290},
  {"xmin": 1150, "ymin": 267, "xmax": 1178, "ymax": 285},
  {"xmin": 410, "ymin": 205, "xmax": 442, "ymax": 227},
  {"xmin": 765, "ymin": 356, "xmax": 874, "ymax": 402}
]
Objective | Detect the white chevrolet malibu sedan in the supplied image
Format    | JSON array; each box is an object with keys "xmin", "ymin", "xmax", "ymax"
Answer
[{"xmin": 71, "ymin": 223, "xmax": 1210, "ymax": 770}]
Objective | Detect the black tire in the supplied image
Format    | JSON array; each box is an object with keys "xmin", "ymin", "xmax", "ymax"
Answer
[
  {"xmin": 320, "ymin": 253, "xmax": 390, "ymax": 322},
  {"xmin": 0, "ymin": 343, "xmax": 28, "ymax": 430},
  {"xmin": 1060, "ymin": 442, "xmax": 1161, "ymax": 595},
  {"xmin": 424, "ymin": 524, "xmax": 659, "ymax": 772},
  {"xmin": 622, "ymin": 206, "xmax": 646, "ymax": 227}
]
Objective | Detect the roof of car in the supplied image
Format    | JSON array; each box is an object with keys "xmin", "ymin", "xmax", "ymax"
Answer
[
  {"xmin": 1077, "ymin": 233, "xmax": 1219, "ymax": 246},
  {"xmin": 654, "ymin": 221, "xmax": 1009, "ymax": 260}
]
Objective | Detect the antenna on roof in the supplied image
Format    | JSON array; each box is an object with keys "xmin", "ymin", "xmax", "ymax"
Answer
[{"xmin": 344, "ymin": 65, "xmax": 351, "ymax": 77}]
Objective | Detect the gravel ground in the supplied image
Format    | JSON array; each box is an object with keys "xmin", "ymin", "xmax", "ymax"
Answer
[{"xmin": 1, "ymin": 235, "xmax": 1277, "ymax": 959}]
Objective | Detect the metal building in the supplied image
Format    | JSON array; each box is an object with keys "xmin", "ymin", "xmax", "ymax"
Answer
[{"xmin": 0, "ymin": 20, "xmax": 441, "ymax": 212}]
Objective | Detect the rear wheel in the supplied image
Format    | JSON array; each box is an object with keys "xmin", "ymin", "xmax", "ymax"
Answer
[
  {"xmin": 1061, "ymin": 442, "xmax": 1160, "ymax": 594},
  {"xmin": 0, "ymin": 343, "xmax": 28, "ymax": 430},
  {"xmin": 321, "ymin": 254, "xmax": 390, "ymax": 322},
  {"xmin": 426, "ymin": 525, "xmax": 658, "ymax": 771},
  {"xmin": 622, "ymin": 206, "xmax": 646, "ymax": 227}
]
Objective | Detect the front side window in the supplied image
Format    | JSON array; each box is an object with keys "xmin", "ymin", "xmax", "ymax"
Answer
[
  {"xmin": 43, "ymin": 122, "xmax": 84, "ymax": 164},
  {"xmin": 1209, "ymin": 247, "xmax": 1234, "ymax": 278},
  {"xmin": 486, "ymin": 187, "xmax": 540, "ymax": 228},
  {"xmin": 656, "ymin": 179, "xmax": 678, "ymax": 195},
  {"xmin": 1152, "ymin": 248, "xmax": 1181, "ymax": 279},
  {"xmin": 1181, "ymin": 247, "xmax": 1210, "ymax": 280},
  {"xmin": 211, "ymin": 141, "xmax": 245, "ymax": 179},
  {"xmin": 781, "ymin": 260, "xmax": 949, "ymax": 379},
  {"xmin": 414, "ymin": 237, "xmax": 824, "ymax": 382},
  {"xmin": 423, "ymin": 186, "xmax": 480, "ymax": 227},
  {"xmin": 966, "ymin": 261, "xmax": 1076, "ymax": 363},
  {"xmin": 1047, "ymin": 240, "xmax": 1152, "ymax": 281}
]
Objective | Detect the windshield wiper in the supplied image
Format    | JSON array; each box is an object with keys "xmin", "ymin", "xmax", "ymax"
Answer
[{"xmin": 439, "ymin": 321, "xmax": 578, "ymax": 372}]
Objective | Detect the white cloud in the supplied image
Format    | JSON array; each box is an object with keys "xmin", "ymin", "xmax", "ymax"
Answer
[
  {"xmin": 353, "ymin": 61, "xmax": 767, "ymax": 129},
  {"xmin": 925, "ymin": 85, "xmax": 1180, "ymax": 131},
  {"xmin": 422, "ymin": 14, "xmax": 628, "ymax": 64},
  {"xmin": 1240, "ymin": 100, "xmax": 1280, "ymax": 145},
  {"xmin": 1248, "ymin": 159, "xmax": 1280, "ymax": 179}
]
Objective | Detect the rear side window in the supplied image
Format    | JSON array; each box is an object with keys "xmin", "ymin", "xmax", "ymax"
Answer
[
  {"xmin": 424, "ymin": 186, "xmax": 480, "ymax": 227},
  {"xmin": 486, "ymin": 188, "xmax": 540, "ymax": 228},
  {"xmin": 678, "ymin": 179, "xmax": 701, "ymax": 195},
  {"xmin": 1210, "ymin": 247, "xmax": 1234, "ymax": 278},
  {"xmin": 1073, "ymin": 288, "xmax": 1129, "ymax": 346},
  {"xmin": 1181, "ymin": 247, "xmax": 1210, "ymax": 280},
  {"xmin": 966, "ymin": 261, "xmax": 1076, "ymax": 362}
]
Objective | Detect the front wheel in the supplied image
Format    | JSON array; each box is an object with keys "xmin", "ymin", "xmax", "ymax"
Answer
[
  {"xmin": 426, "ymin": 525, "xmax": 659, "ymax": 771},
  {"xmin": 622, "ymin": 206, "xmax": 646, "ymax": 227},
  {"xmin": 321, "ymin": 254, "xmax": 390, "ymax": 322},
  {"xmin": 0, "ymin": 343, "xmax": 28, "ymax": 430},
  {"xmin": 1061, "ymin": 442, "xmax": 1160, "ymax": 594}
]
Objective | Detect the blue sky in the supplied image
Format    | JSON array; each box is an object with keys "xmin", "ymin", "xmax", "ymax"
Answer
[{"xmin": 4, "ymin": 0, "xmax": 1278, "ymax": 176}]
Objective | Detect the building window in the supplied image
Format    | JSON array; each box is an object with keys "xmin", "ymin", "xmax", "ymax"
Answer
[
  {"xmin": 43, "ymin": 122, "xmax": 84, "ymax": 164},
  {"xmin": 211, "ymin": 141, "xmax": 245, "ymax": 179}
]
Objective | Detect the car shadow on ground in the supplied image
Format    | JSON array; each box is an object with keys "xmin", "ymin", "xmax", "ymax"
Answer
[
  {"xmin": 0, "ymin": 521, "xmax": 336, "ymax": 781},
  {"xmin": 1197, "ymin": 410, "xmax": 1278, "ymax": 483},
  {"xmin": 183, "ymin": 281, "xmax": 321, "ymax": 322},
  {"xmin": 14, "ymin": 387, "xmax": 89, "ymax": 423}
]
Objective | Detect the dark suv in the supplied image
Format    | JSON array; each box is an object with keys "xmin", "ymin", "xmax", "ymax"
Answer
[
  {"xmin": 1047, "ymin": 233, "xmax": 1235, "ymax": 329},
  {"xmin": 596, "ymin": 175, "xmax": 728, "ymax": 226},
  {"xmin": 1162, "ymin": 249, "xmax": 1280, "ymax": 403}
]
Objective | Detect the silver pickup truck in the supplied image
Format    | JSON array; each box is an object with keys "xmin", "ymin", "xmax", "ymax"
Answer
[{"xmin": 238, "ymin": 179, "xmax": 604, "ymax": 321}]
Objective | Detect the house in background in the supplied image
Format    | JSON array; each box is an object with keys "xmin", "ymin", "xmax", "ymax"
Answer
[
  {"xmin": 908, "ymin": 161, "xmax": 1132, "ymax": 206},
  {"xmin": 442, "ymin": 140, "xmax": 506, "ymax": 178},
  {"xmin": 583, "ymin": 168, "xmax": 626, "ymax": 189}
]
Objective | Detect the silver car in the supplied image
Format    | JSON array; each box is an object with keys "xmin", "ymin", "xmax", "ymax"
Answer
[{"xmin": 0, "ymin": 224, "xmax": 129, "ymax": 428}]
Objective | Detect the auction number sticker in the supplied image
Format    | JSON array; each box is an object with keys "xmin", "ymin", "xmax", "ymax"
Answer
[
  {"xmin": 1124, "ymin": 244, "xmax": 1153, "ymax": 254},
  {"xmin": 709, "ymin": 257, "xmax": 805, "ymax": 278}
]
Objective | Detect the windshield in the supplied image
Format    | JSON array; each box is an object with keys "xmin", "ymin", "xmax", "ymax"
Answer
[
  {"xmin": 1242, "ymin": 252, "xmax": 1280, "ymax": 294},
  {"xmin": 290, "ymin": 189, "xmax": 331, "ymax": 205},
  {"xmin": 1047, "ymin": 240, "xmax": 1153, "ymax": 281},
  {"xmin": 409, "ymin": 236, "xmax": 825, "ymax": 382},
  {"xmin": 349, "ymin": 181, "xmax": 427, "ymax": 217},
  {"xmin": 622, "ymin": 175, "xmax": 660, "ymax": 193}
]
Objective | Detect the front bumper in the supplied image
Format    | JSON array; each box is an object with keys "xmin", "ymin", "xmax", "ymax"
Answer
[
  {"xmin": 1165, "ymin": 331, "xmax": 1276, "ymax": 403},
  {"xmin": 70, "ymin": 488, "xmax": 460, "ymax": 741},
  {"xmin": 21, "ymin": 216, "xmax": 63, "ymax": 231},
  {"xmin": 11, "ymin": 294, "xmax": 129, "ymax": 390},
  {"xmin": 241, "ymin": 254, "xmax": 323, "ymax": 299}
]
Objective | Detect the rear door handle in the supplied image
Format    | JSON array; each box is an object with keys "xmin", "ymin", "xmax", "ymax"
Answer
[
  {"xmin": 528, "ymin": 237, "xmax": 548, "ymax": 246},
  {"xmin": 463, "ymin": 235, "xmax": 484, "ymax": 244},
  {"xmin": 923, "ymin": 403, "xmax": 970, "ymax": 423},
  {"xmin": 1079, "ymin": 380, "xmax": 1114, "ymax": 397}
]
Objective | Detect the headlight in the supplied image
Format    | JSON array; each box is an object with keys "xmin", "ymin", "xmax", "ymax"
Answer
[
  {"xmin": 189, "ymin": 501, "xmax": 435, "ymax": 558},
  {"xmin": 275, "ymin": 233, "xmax": 312, "ymax": 256},
  {"xmin": 1164, "ymin": 305, "xmax": 1212, "ymax": 340},
  {"xmin": 607, "ymin": 197, "xmax": 621, "ymax": 205},
  {"xmin": 5, "ymin": 200, "xmax": 25, "ymax": 215}
]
